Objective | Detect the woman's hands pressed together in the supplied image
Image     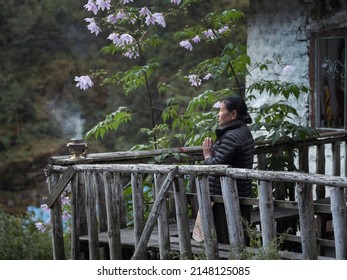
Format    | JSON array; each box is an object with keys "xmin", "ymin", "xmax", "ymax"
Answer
[{"xmin": 203, "ymin": 137, "xmax": 213, "ymax": 159}]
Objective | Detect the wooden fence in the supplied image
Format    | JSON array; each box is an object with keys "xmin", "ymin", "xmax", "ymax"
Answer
[{"xmin": 44, "ymin": 132, "xmax": 347, "ymax": 260}]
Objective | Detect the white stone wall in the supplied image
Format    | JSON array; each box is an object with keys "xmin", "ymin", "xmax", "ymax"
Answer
[
  {"xmin": 246, "ymin": 0, "xmax": 347, "ymax": 127},
  {"xmin": 246, "ymin": 0, "xmax": 347, "ymax": 176},
  {"xmin": 246, "ymin": 0, "xmax": 310, "ymax": 126}
]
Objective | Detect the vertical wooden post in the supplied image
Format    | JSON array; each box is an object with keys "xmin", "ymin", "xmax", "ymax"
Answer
[
  {"xmin": 114, "ymin": 173, "xmax": 126, "ymax": 228},
  {"xmin": 296, "ymin": 182, "xmax": 318, "ymax": 259},
  {"xmin": 257, "ymin": 180, "xmax": 276, "ymax": 246},
  {"xmin": 220, "ymin": 177, "xmax": 244, "ymax": 247},
  {"xmin": 195, "ymin": 175, "xmax": 219, "ymax": 260},
  {"xmin": 274, "ymin": 149, "xmax": 286, "ymax": 200},
  {"xmin": 188, "ymin": 174, "xmax": 199, "ymax": 218},
  {"xmin": 287, "ymin": 147, "xmax": 296, "ymax": 201},
  {"xmin": 103, "ymin": 171, "xmax": 122, "ymax": 260},
  {"xmin": 330, "ymin": 186, "xmax": 347, "ymax": 260},
  {"xmin": 332, "ymin": 141, "xmax": 341, "ymax": 177},
  {"xmin": 48, "ymin": 173, "xmax": 65, "ymax": 260},
  {"xmin": 84, "ymin": 171, "xmax": 100, "ymax": 260},
  {"xmin": 299, "ymin": 146, "xmax": 309, "ymax": 172},
  {"xmin": 257, "ymin": 152, "xmax": 267, "ymax": 170},
  {"xmin": 77, "ymin": 172, "xmax": 88, "ymax": 258},
  {"xmin": 316, "ymin": 144, "xmax": 326, "ymax": 199},
  {"xmin": 96, "ymin": 172, "xmax": 107, "ymax": 232},
  {"xmin": 154, "ymin": 173, "xmax": 171, "ymax": 259},
  {"xmin": 131, "ymin": 172, "xmax": 144, "ymax": 254},
  {"xmin": 173, "ymin": 176, "xmax": 192, "ymax": 259},
  {"xmin": 70, "ymin": 173, "xmax": 80, "ymax": 260}
]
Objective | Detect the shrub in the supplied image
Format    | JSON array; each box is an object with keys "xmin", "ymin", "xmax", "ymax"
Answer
[{"xmin": 0, "ymin": 206, "xmax": 53, "ymax": 260}]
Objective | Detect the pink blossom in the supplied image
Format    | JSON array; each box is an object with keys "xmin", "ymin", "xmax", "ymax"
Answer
[
  {"xmin": 179, "ymin": 40, "xmax": 193, "ymax": 51},
  {"xmin": 192, "ymin": 35, "xmax": 201, "ymax": 43},
  {"xmin": 75, "ymin": 75, "xmax": 94, "ymax": 90},
  {"xmin": 107, "ymin": 14, "xmax": 117, "ymax": 24},
  {"xmin": 107, "ymin": 11, "xmax": 126, "ymax": 24},
  {"xmin": 213, "ymin": 101, "xmax": 221, "ymax": 109},
  {"xmin": 188, "ymin": 74, "xmax": 201, "ymax": 87},
  {"xmin": 96, "ymin": 0, "xmax": 111, "ymax": 11},
  {"xmin": 139, "ymin": 7, "xmax": 151, "ymax": 17},
  {"xmin": 153, "ymin": 13, "xmax": 166, "ymax": 27},
  {"xmin": 145, "ymin": 13, "xmax": 166, "ymax": 27},
  {"xmin": 108, "ymin": 33, "xmax": 134, "ymax": 46},
  {"xmin": 40, "ymin": 204, "xmax": 50, "ymax": 213},
  {"xmin": 124, "ymin": 48, "xmax": 140, "ymax": 59},
  {"xmin": 85, "ymin": 18, "xmax": 101, "ymax": 36},
  {"xmin": 203, "ymin": 73, "xmax": 213, "ymax": 80},
  {"xmin": 120, "ymin": 33, "xmax": 134, "ymax": 45},
  {"xmin": 62, "ymin": 211, "xmax": 72, "ymax": 222},
  {"xmin": 218, "ymin": 26, "xmax": 229, "ymax": 34},
  {"xmin": 203, "ymin": 29, "xmax": 216, "ymax": 40},
  {"xmin": 35, "ymin": 222, "xmax": 47, "ymax": 233},
  {"xmin": 108, "ymin": 33, "xmax": 120, "ymax": 44},
  {"xmin": 61, "ymin": 196, "xmax": 70, "ymax": 205},
  {"xmin": 84, "ymin": 0, "xmax": 98, "ymax": 15}
]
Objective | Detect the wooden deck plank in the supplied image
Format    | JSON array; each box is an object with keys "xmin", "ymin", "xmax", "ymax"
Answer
[{"xmin": 79, "ymin": 210, "xmax": 336, "ymax": 260}]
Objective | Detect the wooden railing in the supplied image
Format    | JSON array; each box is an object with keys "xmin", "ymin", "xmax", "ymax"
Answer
[{"xmin": 44, "ymin": 132, "xmax": 347, "ymax": 260}]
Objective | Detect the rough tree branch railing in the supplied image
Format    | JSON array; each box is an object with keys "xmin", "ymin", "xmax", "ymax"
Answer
[
  {"xmin": 45, "ymin": 131, "xmax": 347, "ymax": 260},
  {"xmin": 46, "ymin": 163, "xmax": 347, "ymax": 260}
]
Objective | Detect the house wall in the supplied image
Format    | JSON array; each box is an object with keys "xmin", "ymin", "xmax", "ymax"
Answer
[
  {"xmin": 246, "ymin": 0, "xmax": 347, "ymax": 127},
  {"xmin": 246, "ymin": 0, "xmax": 347, "ymax": 176},
  {"xmin": 246, "ymin": 0, "xmax": 310, "ymax": 126}
]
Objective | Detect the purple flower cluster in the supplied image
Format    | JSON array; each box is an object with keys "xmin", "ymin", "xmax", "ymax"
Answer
[{"xmin": 74, "ymin": 75, "xmax": 94, "ymax": 91}]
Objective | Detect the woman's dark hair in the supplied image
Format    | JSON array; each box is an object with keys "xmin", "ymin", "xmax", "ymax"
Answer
[{"xmin": 222, "ymin": 95, "xmax": 252, "ymax": 124}]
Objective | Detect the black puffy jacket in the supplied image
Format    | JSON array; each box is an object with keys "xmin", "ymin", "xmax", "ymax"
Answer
[{"xmin": 204, "ymin": 120, "xmax": 254, "ymax": 197}]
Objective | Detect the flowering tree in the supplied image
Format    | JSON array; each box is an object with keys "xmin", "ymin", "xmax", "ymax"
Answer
[
  {"xmin": 75, "ymin": 0, "xmax": 317, "ymax": 151},
  {"xmin": 73, "ymin": 0, "xmax": 251, "ymax": 150}
]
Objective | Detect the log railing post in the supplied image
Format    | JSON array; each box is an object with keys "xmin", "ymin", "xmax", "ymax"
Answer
[
  {"xmin": 173, "ymin": 176, "xmax": 192, "ymax": 259},
  {"xmin": 131, "ymin": 172, "xmax": 144, "ymax": 251},
  {"xmin": 316, "ymin": 144, "xmax": 326, "ymax": 199},
  {"xmin": 257, "ymin": 180, "xmax": 276, "ymax": 246},
  {"xmin": 114, "ymin": 173, "xmax": 126, "ymax": 228},
  {"xmin": 84, "ymin": 171, "xmax": 100, "ymax": 260},
  {"xmin": 195, "ymin": 175, "xmax": 219, "ymax": 260},
  {"xmin": 96, "ymin": 172, "xmax": 107, "ymax": 233},
  {"xmin": 103, "ymin": 171, "xmax": 122, "ymax": 260},
  {"xmin": 154, "ymin": 173, "xmax": 171, "ymax": 260},
  {"xmin": 330, "ymin": 186, "xmax": 347, "ymax": 259},
  {"xmin": 70, "ymin": 173, "xmax": 80, "ymax": 260},
  {"xmin": 296, "ymin": 182, "xmax": 317, "ymax": 259},
  {"xmin": 220, "ymin": 176, "xmax": 244, "ymax": 249},
  {"xmin": 332, "ymin": 141, "xmax": 341, "ymax": 177},
  {"xmin": 48, "ymin": 173, "xmax": 65, "ymax": 260}
]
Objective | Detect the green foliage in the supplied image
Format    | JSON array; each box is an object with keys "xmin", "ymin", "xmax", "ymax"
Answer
[
  {"xmin": 248, "ymin": 79, "xmax": 318, "ymax": 145},
  {"xmin": 86, "ymin": 107, "xmax": 133, "ymax": 140},
  {"xmin": 123, "ymin": 179, "xmax": 154, "ymax": 227},
  {"xmin": 0, "ymin": 207, "xmax": 53, "ymax": 260},
  {"xmin": 248, "ymin": 79, "xmax": 309, "ymax": 99},
  {"xmin": 84, "ymin": 2, "xmax": 251, "ymax": 150}
]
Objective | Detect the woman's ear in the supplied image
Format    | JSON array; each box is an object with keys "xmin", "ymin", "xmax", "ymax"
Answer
[{"xmin": 230, "ymin": 110, "xmax": 238, "ymax": 120}]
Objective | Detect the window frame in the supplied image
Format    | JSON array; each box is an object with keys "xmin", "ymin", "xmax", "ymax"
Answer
[{"xmin": 309, "ymin": 29, "xmax": 347, "ymax": 131}]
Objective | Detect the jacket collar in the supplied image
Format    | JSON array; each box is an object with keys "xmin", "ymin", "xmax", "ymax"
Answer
[{"xmin": 216, "ymin": 120, "xmax": 244, "ymax": 138}]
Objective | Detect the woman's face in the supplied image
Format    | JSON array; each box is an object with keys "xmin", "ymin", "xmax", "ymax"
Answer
[{"xmin": 218, "ymin": 102, "xmax": 237, "ymax": 126}]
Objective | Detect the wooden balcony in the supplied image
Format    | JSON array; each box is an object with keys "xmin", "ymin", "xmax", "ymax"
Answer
[{"xmin": 44, "ymin": 132, "xmax": 347, "ymax": 260}]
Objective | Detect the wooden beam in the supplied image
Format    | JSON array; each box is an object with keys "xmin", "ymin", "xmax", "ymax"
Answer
[{"xmin": 46, "ymin": 166, "xmax": 76, "ymax": 208}]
